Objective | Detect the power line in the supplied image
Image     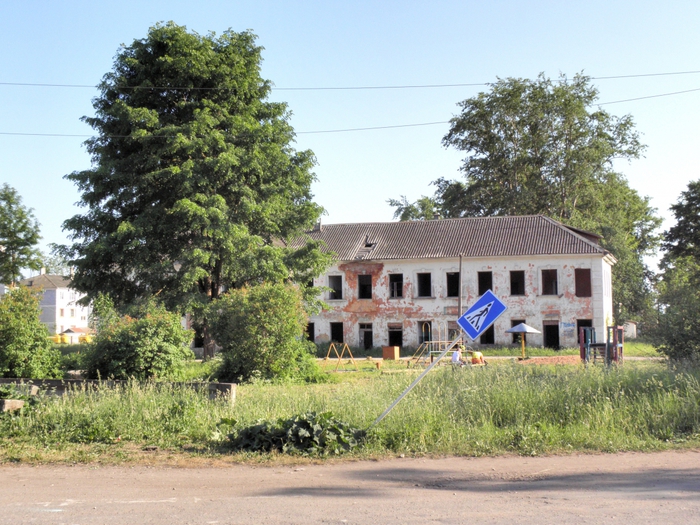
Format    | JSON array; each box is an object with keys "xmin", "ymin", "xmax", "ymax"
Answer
[
  {"xmin": 1, "ymin": 69, "xmax": 700, "ymax": 92},
  {"xmin": 0, "ymin": 85, "xmax": 698, "ymax": 138},
  {"xmin": 597, "ymin": 87, "xmax": 700, "ymax": 105}
]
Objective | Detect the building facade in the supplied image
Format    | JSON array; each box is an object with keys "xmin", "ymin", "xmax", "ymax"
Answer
[
  {"xmin": 303, "ymin": 216, "xmax": 615, "ymax": 349},
  {"xmin": 17, "ymin": 273, "xmax": 92, "ymax": 342}
]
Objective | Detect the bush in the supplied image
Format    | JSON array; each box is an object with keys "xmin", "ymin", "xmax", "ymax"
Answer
[
  {"xmin": 211, "ymin": 282, "xmax": 324, "ymax": 383},
  {"xmin": 0, "ymin": 286, "xmax": 61, "ymax": 378},
  {"xmin": 227, "ymin": 412, "xmax": 364, "ymax": 455},
  {"xmin": 84, "ymin": 303, "xmax": 193, "ymax": 380}
]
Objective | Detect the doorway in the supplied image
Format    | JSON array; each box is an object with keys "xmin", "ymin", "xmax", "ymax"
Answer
[
  {"xmin": 543, "ymin": 321, "xmax": 560, "ymax": 350},
  {"xmin": 359, "ymin": 323, "xmax": 373, "ymax": 350}
]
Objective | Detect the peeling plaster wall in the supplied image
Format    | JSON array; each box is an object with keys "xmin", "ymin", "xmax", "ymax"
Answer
[{"xmin": 310, "ymin": 254, "xmax": 614, "ymax": 349}]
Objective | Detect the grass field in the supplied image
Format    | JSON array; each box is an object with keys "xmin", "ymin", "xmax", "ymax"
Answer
[{"xmin": 1, "ymin": 358, "xmax": 697, "ymax": 463}]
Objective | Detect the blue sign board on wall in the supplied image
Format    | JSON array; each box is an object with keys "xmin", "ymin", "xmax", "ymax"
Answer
[{"xmin": 457, "ymin": 290, "xmax": 507, "ymax": 341}]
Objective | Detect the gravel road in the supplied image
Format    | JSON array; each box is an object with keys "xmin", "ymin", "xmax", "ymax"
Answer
[{"xmin": 1, "ymin": 450, "xmax": 698, "ymax": 524}]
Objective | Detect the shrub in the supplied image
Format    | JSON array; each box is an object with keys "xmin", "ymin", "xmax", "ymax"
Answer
[
  {"xmin": 227, "ymin": 411, "xmax": 364, "ymax": 455},
  {"xmin": 211, "ymin": 282, "xmax": 324, "ymax": 383},
  {"xmin": 0, "ymin": 286, "xmax": 61, "ymax": 378},
  {"xmin": 84, "ymin": 303, "xmax": 193, "ymax": 380}
]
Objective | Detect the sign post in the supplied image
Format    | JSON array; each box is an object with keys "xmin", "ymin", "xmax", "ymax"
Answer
[{"xmin": 369, "ymin": 290, "xmax": 507, "ymax": 429}]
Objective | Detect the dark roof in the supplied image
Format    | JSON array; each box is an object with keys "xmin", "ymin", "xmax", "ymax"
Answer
[
  {"xmin": 19, "ymin": 274, "xmax": 72, "ymax": 289},
  {"xmin": 296, "ymin": 215, "xmax": 609, "ymax": 261}
]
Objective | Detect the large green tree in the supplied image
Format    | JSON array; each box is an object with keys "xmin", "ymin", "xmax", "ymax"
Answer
[
  {"xmin": 0, "ymin": 184, "xmax": 42, "ymax": 286},
  {"xmin": 652, "ymin": 180, "xmax": 700, "ymax": 360},
  {"xmin": 61, "ymin": 23, "xmax": 330, "ymax": 355},
  {"xmin": 391, "ymin": 74, "xmax": 660, "ymax": 322}
]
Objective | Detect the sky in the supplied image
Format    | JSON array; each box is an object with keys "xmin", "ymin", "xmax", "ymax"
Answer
[{"xmin": 1, "ymin": 0, "xmax": 699, "ymax": 261}]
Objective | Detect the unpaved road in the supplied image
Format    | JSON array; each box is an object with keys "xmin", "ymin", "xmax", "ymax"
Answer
[{"xmin": 1, "ymin": 450, "xmax": 699, "ymax": 524}]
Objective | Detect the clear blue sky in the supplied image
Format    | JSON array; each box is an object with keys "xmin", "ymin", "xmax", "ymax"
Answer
[{"xmin": 1, "ymin": 0, "xmax": 698, "ymax": 257}]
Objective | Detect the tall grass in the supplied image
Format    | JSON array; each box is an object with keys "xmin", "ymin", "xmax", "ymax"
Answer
[{"xmin": 1, "ymin": 362, "xmax": 698, "ymax": 462}]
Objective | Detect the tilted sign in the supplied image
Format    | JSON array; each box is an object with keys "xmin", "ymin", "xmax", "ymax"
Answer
[{"xmin": 457, "ymin": 289, "xmax": 507, "ymax": 340}]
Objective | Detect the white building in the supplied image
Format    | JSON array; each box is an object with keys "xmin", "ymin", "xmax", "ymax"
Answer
[
  {"xmin": 16, "ymin": 273, "xmax": 92, "ymax": 342},
  {"xmin": 302, "ymin": 216, "xmax": 615, "ymax": 349}
]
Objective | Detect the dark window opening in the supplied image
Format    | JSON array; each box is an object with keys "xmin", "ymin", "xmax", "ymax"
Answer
[
  {"xmin": 478, "ymin": 271, "xmax": 492, "ymax": 296},
  {"xmin": 480, "ymin": 325, "xmax": 495, "ymax": 345},
  {"xmin": 542, "ymin": 269, "xmax": 558, "ymax": 295},
  {"xmin": 510, "ymin": 271, "xmax": 525, "ymax": 296},
  {"xmin": 446, "ymin": 272, "xmax": 460, "ymax": 297},
  {"xmin": 388, "ymin": 323, "xmax": 403, "ymax": 347},
  {"xmin": 419, "ymin": 321, "xmax": 432, "ymax": 343},
  {"xmin": 511, "ymin": 319, "xmax": 526, "ymax": 344},
  {"xmin": 359, "ymin": 323, "xmax": 373, "ymax": 350},
  {"xmin": 328, "ymin": 275, "xmax": 343, "ymax": 300},
  {"xmin": 543, "ymin": 322, "xmax": 560, "ymax": 349},
  {"xmin": 358, "ymin": 274, "xmax": 372, "ymax": 299},
  {"xmin": 389, "ymin": 274, "xmax": 403, "ymax": 298},
  {"xmin": 575, "ymin": 268, "xmax": 592, "ymax": 297},
  {"xmin": 330, "ymin": 322, "xmax": 344, "ymax": 343},
  {"xmin": 577, "ymin": 319, "xmax": 593, "ymax": 341},
  {"xmin": 417, "ymin": 273, "xmax": 432, "ymax": 297},
  {"xmin": 194, "ymin": 326, "xmax": 204, "ymax": 348},
  {"xmin": 306, "ymin": 322, "xmax": 315, "ymax": 342}
]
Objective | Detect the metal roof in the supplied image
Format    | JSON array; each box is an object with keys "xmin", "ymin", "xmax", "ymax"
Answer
[
  {"xmin": 295, "ymin": 215, "xmax": 608, "ymax": 261},
  {"xmin": 18, "ymin": 274, "xmax": 72, "ymax": 289}
]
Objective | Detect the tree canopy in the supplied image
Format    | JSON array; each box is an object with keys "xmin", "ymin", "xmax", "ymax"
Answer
[
  {"xmin": 652, "ymin": 180, "xmax": 700, "ymax": 360},
  {"xmin": 0, "ymin": 184, "xmax": 42, "ymax": 286},
  {"xmin": 390, "ymin": 74, "xmax": 660, "ymax": 322},
  {"xmin": 61, "ymin": 23, "xmax": 330, "ymax": 323}
]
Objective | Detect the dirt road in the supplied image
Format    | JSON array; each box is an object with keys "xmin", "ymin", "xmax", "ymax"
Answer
[{"xmin": 1, "ymin": 450, "xmax": 699, "ymax": 524}]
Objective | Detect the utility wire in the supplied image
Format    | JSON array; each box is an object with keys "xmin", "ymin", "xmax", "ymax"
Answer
[
  {"xmin": 1, "ymin": 69, "xmax": 700, "ymax": 91},
  {"xmin": 0, "ymin": 85, "xmax": 698, "ymax": 137}
]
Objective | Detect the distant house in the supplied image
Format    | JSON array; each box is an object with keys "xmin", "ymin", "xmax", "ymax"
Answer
[
  {"xmin": 299, "ymin": 215, "xmax": 615, "ymax": 349},
  {"xmin": 15, "ymin": 273, "xmax": 92, "ymax": 342}
]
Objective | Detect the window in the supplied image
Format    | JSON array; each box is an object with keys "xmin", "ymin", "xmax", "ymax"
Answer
[
  {"xmin": 389, "ymin": 274, "xmax": 403, "ymax": 298},
  {"xmin": 358, "ymin": 274, "xmax": 372, "ymax": 299},
  {"xmin": 417, "ymin": 273, "xmax": 432, "ymax": 297},
  {"xmin": 70, "ymin": 309, "xmax": 75, "ymax": 318},
  {"xmin": 330, "ymin": 322, "xmax": 344, "ymax": 343},
  {"xmin": 510, "ymin": 271, "xmax": 525, "ymax": 296},
  {"xmin": 388, "ymin": 323, "xmax": 403, "ymax": 347},
  {"xmin": 575, "ymin": 268, "xmax": 592, "ymax": 297},
  {"xmin": 511, "ymin": 319, "xmax": 526, "ymax": 344},
  {"xmin": 480, "ymin": 325, "xmax": 495, "ymax": 345},
  {"xmin": 328, "ymin": 275, "xmax": 343, "ymax": 300},
  {"xmin": 306, "ymin": 323, "xmax": 315, "ymax": 342},
  {"xmin": 359, "ymin": 323, "xmax": 373, "ymax": 350},
  {"xmin": 446, "ymin": 272, "xmax": 460, "ymax": 297},
  {"xmin": 478, "ymin": 271, "xmax": 492, "ymax": 295},
  {"xmin": 542, "ymin": 269, "xmax": 558, "ymax": 295},
  {"xmin": 59, "ymin": 308, "xmax": 65, "ymax": 317}
]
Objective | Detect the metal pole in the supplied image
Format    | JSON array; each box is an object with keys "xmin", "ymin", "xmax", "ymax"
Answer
[
  {"xmin": 369, "ymin": 332, "xmax": 463, "ymax": 429},
  {"xmin": 458, "ymin": 254, "xmax": 463, "ymax": 316}
]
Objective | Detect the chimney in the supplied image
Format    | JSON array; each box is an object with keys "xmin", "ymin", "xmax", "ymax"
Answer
[
  {"xmin": 313, "ymin": 219, "xmax": 322, "ymax": 232},
  {"xmin": 40, "ymin": 267, "xmax": 46, "ymax": 275},
  {"xmin": 433, "ymin": 213, "xmax": 441, "ymax": 220}
]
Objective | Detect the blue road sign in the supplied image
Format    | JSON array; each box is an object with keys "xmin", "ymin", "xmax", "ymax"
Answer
[{"xmin": 457, "ymin": 290, "xmax": 507, "ymax": 340}]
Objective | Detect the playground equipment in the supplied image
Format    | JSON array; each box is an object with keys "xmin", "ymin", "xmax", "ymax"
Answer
[
  {"xmin": 324, "ymin": 342, "xmax": 359, "ymax": 372},
  {"xmin": 579, "ymin": 326, "xmax": 624, "ymax": 366}
]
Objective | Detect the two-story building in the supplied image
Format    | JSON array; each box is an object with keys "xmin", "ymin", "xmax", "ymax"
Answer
[{"xmin": 302, "ymin": 215, "xmax": 615, "ymax": 349}]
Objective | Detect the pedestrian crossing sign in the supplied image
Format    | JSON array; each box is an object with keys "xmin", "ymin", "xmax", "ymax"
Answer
[{"xmin": 457, "ymin": 290, "xmax": 507, "ymax": 341}]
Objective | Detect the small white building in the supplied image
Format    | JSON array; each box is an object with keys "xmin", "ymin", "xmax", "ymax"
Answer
[
  {"xmin": 302, "ymin": 216, "xmax": 615, "ymax": 349},
  {"xmin": 16, "ymin": 273, "xmax": 92, "ymax": 342}
]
